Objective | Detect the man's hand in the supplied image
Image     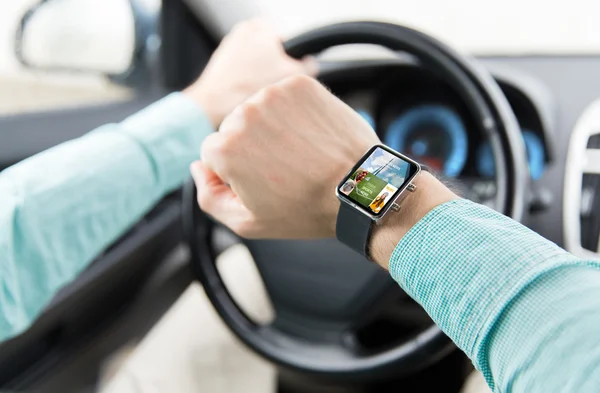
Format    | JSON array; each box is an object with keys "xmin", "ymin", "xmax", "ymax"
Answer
[
  {"xmin": 191, "ymin": 76, "xmax": 378, "ymax": 239},
  {"xmin": 191, "ymin": 75, "xmax": 457, "ymax": 267},
  {"xmin": 184, "ymin": 19, "xmax": 318, "ymax": 127}
]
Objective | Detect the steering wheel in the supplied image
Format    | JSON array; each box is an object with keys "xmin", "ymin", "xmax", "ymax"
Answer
[{"xmin": 182, "ymin": 22, "xmax": 528, "ymax": 382}]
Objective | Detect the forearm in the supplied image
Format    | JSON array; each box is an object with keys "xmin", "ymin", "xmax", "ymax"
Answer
[
  {"xmin": 0, "ymin": 93, "xmax": 213, "ymax": 341},
  {"xmin": 378, "ymin": 174, "xmax": 600, "ymax": 391},
  {"xmin": 487, "ymin": 266, "xmax": 600, "ymax": 392}
]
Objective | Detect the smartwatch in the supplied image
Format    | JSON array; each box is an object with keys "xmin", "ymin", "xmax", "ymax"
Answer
[{"xmin": 335, "ymin": 144, "xmax": 422, "ymax": 258}]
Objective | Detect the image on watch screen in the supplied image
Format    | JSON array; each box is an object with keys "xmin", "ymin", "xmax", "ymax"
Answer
[{"xmin": 338, "ymin": 146, "xmax": 419, "ymax": 216}]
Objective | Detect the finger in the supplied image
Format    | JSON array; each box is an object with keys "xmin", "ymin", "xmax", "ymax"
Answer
[
  {"xmin": 199, "ymin": 132, "xmax": 231, "ymax": 183},
  {"xmin": 189, "ymin": 161, "xmax": 254, "ymax": 235},
  {"xmin": 299, "ymin": 55, "xmax": 319, "ymax": 77},
  {"xmin": 190, "ymin": 160, "xmax": 227, "ymax": 191},
  {"xmin": 215, "ymin": 103, "xmax": 249, "ymax": 138}
]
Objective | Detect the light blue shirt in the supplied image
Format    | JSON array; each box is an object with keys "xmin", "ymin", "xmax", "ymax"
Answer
[
  {"xmin": 0, "ymin": 93, "xmax": 213, "ymax": 340},
  {"xmin": 390, "ymin": 199, "xmax": 600, "ymax": 392},
  {"xmin": 1, "ymin": 92, "xmax": 599, "ymax": 392}
]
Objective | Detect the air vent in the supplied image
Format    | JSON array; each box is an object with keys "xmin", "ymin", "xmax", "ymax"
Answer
[
  {"xmin": 580, "ymin": 174, "xmax": 600, "ymax": 251},
  {"xmin": 587, "ymin": 134, "xmax": 600, "ymax": 149},
  {"xmin": 564, "ymin": 100, "xmax": 600, "ymax": 259}
]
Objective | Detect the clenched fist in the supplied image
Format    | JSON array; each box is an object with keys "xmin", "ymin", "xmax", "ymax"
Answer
[{"xmin": 191, "ymin": 76, "xmax": 379, "ymax": 239}]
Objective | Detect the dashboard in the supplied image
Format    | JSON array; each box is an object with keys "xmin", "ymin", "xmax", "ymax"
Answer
[
  {"xmin": 319, "ymin": 57, "xmax": 600, "ymax": 250},
  {"xmin": 325, "ymin": 62, "xmax": 552, "ymax": 191}
]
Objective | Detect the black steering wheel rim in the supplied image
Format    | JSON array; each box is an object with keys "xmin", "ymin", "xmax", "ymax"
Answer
[{"xmin": 183, "ymin": 21, "xmax": 527, "ymax": 382}]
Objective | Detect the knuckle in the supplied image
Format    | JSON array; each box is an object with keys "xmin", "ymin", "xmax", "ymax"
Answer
[
  {"xmin": 258, "ymin": 84, "xmax": 283, "ymax": 104},
  {"xmin": 200, "ymin": 134, "xmax": 217, "ymax": 160},
  {"xmin": 280, "ymin": 74, "xmax": 317, "ymax": 92},
  {"xmin": 201, "ymin": 134, "xmax": 230, "ymax": 161},
  {"xmin": 238, "ymin": 101, "xmax": 262, "ymax": 124}
]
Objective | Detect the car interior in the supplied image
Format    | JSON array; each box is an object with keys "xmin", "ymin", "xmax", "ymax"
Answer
[{"xmin": 1, "ymin": 0, "xmax": 599, "ymax": 392}]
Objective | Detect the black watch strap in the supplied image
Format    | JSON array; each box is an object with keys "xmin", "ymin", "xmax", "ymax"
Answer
[
  {"xmin": 335, "ymin": 163, "xmax": 426, "ymax": 259},
  {"xmin": 336, "ymin": 201, "xmax": 374, "ymax": 258}
]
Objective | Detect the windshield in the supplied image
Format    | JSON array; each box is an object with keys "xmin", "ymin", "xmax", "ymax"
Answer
[{"xmin": 201, "ymin": 0, "xmax": 600, "ymax": 55}]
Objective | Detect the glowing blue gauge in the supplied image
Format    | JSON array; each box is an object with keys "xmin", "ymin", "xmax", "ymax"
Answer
[
  {"xmin": 476, "ymin": 129, "xmax": 546, "ymax": 180},
  {"xmin": 522, "ymin": 130, "xmax": 546, "ymax": 180},
  {"xmin": 476, "ymin": 141, "xmax": 495, "ymax": 178},
  {"xmin": 356, "ymin": 109, "xmax": 376, "ymax": 131},
  {"xmin": 385, "ymin": 105, "xmax": 468, "ymax": 177}
]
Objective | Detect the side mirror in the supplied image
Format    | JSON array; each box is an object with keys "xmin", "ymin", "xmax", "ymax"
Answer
[{"xmin": 14, "ymin": 0, "xmax": 159, "ymax": 86}]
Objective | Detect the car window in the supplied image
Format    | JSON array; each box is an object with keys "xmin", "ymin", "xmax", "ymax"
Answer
[
  {"xmin": 202, "ymin": 0, "xmax": 600, "ymax": 55},
  {"xmin": 0, "ymin": 0, "xmax": 160, "ymax": 116}
]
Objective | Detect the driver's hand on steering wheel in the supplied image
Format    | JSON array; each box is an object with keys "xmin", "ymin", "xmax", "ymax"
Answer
[
  {"xmin": 184, "ymin": 19, "xmax": 319, "ymax": 127},
  {"xmin": 190, "ymin": 75, "xmax": 457, "ymax": 269}
]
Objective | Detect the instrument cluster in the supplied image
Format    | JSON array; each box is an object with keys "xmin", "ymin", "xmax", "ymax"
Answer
[
  {"xmin": 356, "ymin": 104, "xmax": 547, "ymax": 180},
  {"xmin": 344, "ymin": 72, "xmax": 549, "ymax": 182}
]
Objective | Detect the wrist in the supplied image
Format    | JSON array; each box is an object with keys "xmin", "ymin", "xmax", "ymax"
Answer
[
  {"xmin": 369, "ymin": 171, "xmax": 458, "ymax": 269},
  {"xmin": 324, "ymin": 143, "xmax": 376, "ymax": 237},
  {"xmin": 183, "ymin": 83, "xmax": 224, "ymax": 128}
]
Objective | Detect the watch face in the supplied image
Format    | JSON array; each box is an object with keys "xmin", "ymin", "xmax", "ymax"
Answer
[{"xmin": 337, "ymin": 145, "xmax": 420, "ymax": 218}]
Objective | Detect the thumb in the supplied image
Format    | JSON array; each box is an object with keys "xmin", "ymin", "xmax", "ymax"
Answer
[
  {"xmin": 299, "ymin": 55, "xmax": 319, "ymax": 77},
  {"xmin": 189, "ymin": 161, "xmax": 255, "ymax": 236}
]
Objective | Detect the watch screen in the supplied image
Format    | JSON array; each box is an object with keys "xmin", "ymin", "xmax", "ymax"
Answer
[{"xmin": 338, "ymin": 145, "xmax": 419, "ymax": 217}]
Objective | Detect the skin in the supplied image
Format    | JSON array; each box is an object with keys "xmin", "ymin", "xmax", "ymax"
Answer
[
  {"xmin": 184, "ymin": 19, "xmax": 318, "ymax": 127},
  {"xmin": 191, "ymin": 75, "xmax": 458, "ymax": 269}
]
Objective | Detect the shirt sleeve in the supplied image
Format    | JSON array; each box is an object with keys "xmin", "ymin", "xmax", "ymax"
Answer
[
  {"xmin": 0, "ymin": 93, "xmax": 213, "ymax": 342},
  {"xmin": 388, "ymin": 198, "xmax": 600, "ymax": 392}
]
